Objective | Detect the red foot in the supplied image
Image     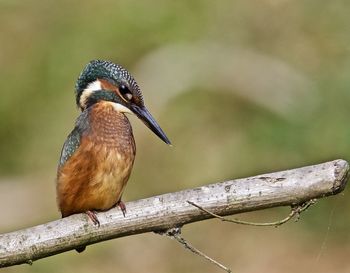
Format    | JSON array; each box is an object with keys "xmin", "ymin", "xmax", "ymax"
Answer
[
  {"xmin": 86, "ymin": 210, "xmax": 100, "ymax": 227},
  {"xmin": 117, "ymin": 200, "xmax": 127, "ymax": 217}
]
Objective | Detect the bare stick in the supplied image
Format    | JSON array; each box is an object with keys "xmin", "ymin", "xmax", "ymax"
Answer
[
  {"xmin": 0, "ymin": 159, "xmax": 348, "ymax": 268},
  {"xmin": 187, "ymin": 199, "xmax": 316, "ymax": 227},
  {"xmin": 158, "ymin": 228, "xmax": 232, "ymax": 273}
]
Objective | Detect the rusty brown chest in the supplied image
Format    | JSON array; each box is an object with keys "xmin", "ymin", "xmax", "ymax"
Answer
[{"xmin": 57, "ymin": 102, "xmax": 136, "ymax": 217}]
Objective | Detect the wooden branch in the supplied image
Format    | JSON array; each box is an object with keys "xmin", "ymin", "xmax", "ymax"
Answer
[{"xmin": 0, "ymin": 159, "xmax": 348, "ymax": 268}]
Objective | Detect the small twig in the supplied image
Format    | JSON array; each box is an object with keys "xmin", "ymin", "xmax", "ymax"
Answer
[
  {"xmin": 187, "ymin": 199, "xmax": 316, "ymax": 227},
  {"xmin": 157, "ymin": 228, "xmax": 232, "ymax": 273}
]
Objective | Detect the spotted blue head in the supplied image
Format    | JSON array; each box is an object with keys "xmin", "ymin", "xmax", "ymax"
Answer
[{"xmin": 75, "ymin": 60, "xmax": 171, "ymax": 145}]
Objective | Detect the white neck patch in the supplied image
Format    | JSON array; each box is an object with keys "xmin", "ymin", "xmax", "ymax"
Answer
[
  {"xmin": 86, "ymin": 80, "xmax": 102, "ymax": 92},
  {"xmin": 79, "ymin": 81, "xmax": 133, "ymax": 114},
  {"xmin": 79, "ymin": 80, "xmax": 102, "ymax": 108}
]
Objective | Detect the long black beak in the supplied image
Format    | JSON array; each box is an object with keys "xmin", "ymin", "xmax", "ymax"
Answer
[{"xmin": 131, "ymin": 105, "xmax": 171, "ymax": 145}]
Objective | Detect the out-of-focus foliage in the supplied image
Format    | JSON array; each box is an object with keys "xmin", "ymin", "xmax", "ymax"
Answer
[{"xmin": 1, "ymin": 1, "xmax": 350, "ymax": 272}]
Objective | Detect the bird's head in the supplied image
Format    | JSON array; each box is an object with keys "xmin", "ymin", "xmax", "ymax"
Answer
[{"xmin": 75, "ymin": 60, "xmax": 171, "ymax": 145}]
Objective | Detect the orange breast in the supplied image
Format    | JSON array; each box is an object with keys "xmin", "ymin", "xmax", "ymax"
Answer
[{"xmin": 57, "ymin": 102, "xmax": 136, "ymax": 217}]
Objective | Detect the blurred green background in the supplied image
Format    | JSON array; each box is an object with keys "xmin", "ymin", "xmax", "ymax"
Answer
[{"xmin": 1, "ymin": 0, "xmax": 350, "ymax": 272}]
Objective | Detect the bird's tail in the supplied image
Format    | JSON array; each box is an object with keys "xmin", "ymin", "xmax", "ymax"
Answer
[
  {"xmin": 75, "ymin": 246, "xmax": 86, "ymax": 253},
  {"xmin": 60, "ymin": 213, "xmax": 87, "ymax": 253}
]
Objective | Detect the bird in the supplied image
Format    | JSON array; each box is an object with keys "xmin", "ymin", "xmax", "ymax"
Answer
[{"xmin": 56, "ymin": 60, "xmax": 171, "ymax": 244}]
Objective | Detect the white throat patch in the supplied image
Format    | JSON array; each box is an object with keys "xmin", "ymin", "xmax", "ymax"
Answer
[
  {"xmin": 107, "ymin": 102, "xmax": 133, "ymax": 114},
  {"xmin": 79, "ymin": 81, "xmax": 133, "ymax": 114}
]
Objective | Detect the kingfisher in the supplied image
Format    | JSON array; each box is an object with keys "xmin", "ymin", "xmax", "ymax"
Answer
[{"xmin": 56, "ymin": 60, "xmax": 171, "ymax": 231}]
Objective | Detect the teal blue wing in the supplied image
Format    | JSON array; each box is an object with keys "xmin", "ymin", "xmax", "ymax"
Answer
[
  {"xmin": 58, "ymin": 110, "xmax": 90, "ymax": 168},
  {"xmin": 58, "ymin": 128, "xmax": 81, "ymax": 168}
]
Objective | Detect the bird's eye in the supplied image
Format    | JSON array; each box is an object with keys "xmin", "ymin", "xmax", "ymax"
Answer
[{"xmin": 119, "ymin": 85, "xmax": 133, "ymax": 101}]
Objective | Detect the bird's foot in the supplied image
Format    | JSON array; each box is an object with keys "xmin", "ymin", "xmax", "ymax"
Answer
[
  {"xmin": 86, "ymin": 210, "xmax": 100, "ymax": 227},
  {"xmin": 117, "ymin": 200, "xmax": 127, "ymax": 217}
]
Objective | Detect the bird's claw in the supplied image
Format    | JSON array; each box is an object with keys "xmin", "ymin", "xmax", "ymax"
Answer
[
  {"xmin": 86, "ymin": 210, "xmax": 100, "ymax": 227},
  {"xmin": 117, "ymin": 200, "xmax": 127, "ymax": 217}
]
